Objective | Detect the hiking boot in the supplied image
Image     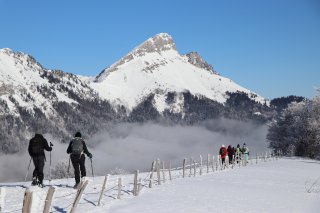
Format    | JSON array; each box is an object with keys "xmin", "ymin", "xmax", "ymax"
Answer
[
  {"xmin": 31, "ymin": 178, "xmax": 38, "ymax": 186},
  {"xmin": 39, "ymin": 183, "xmax": 45, "ymax": 188},
  {"xmin": 73, "ymin": 183, "xmax": 80, "ymax": 189}
]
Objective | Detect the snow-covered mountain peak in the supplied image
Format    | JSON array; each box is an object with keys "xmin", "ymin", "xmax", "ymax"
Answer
[
  {"xmin": 0, "ymin": 48, "xmax": 101, "ymax": 118},
  {"xmin": 0, "ymin": 48, "xmax": 13, "ymax": 55},
  {"xmin": 94, "ymin": 33, "xmax": 178, "ymax": 82},
  {"xmin": 0, "ymin": 48, "xmax": 44, "ymax": 85},
  {"xmin": 91, "ymin": 34, "xmax": 266, "ymax": 111},
  {"xmin": 134, "ymin": 32, "xmax": 177, "ymax": 55}
]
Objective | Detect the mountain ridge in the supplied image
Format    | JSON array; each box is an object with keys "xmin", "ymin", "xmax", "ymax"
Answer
[
  {"xmin": 0, "ymin": 33, "xmax": 275, "ymax": 154},
  {"xmin": 90, "ymin": 33, "xmax": 266, "ymax": 111}
]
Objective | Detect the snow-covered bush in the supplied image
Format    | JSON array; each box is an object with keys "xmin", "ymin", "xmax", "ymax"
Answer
[
  {"xmin": 305, "ymin": 177, "xmax": 320, "ymax": 193},
  {"xmin": 109, "ymin": 167, "xmax": 129, "ymax": 175},
  {"xmin": 50, "ymin": 160, "xmax": 74, "ymax": 179}
]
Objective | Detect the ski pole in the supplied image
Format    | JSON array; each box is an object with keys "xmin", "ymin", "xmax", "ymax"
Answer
[
  {"xmin": 49, "ymin": 142, "xmax": 53, "ymax": 183},
  {"xmin": 67, "ymin": 156, "xmax": 70, "ymax": 187},
  {"xmin": 24, "ymin": 157, "xmax": 32, "ymax": 182},
  {"xmin": 90, "ymin": 158, "xmax": 95, "ymax": 189}
]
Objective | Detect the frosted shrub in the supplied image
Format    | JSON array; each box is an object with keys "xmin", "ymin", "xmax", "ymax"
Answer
[
  {"xmin": 305, "ymin": 177, "xmax": 320, "ymax": 193},
  {"xmin": 109, "ymin": 167, "xmax": 129, "ymax": 175},
  {"xmin": 51, "ymin": 160, "xmax": 74, "ymax": 179}
]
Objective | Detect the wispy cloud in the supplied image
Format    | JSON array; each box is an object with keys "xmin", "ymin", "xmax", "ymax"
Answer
[{"xmin": 0, "ymin": 119, "xmax": 269, "ymax": 183}]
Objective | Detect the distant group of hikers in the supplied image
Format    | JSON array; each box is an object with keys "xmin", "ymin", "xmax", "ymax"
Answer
[
  {"xmin": 219, "ymin": 143, "xmax": 250, "ymax": 165},
  {"xmin": 28, "ymin": 132, "xmax": 92, "ymax": 189}
]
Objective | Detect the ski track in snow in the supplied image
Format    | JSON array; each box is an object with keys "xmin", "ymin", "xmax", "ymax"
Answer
[{"xmin": 0, "ymin": 158, "xmax": 320, "ymax": 213}]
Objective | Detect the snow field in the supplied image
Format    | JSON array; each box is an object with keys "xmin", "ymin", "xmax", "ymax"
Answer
[
  {"xmin": 108, "ymin": 158, "xmax": 320, "ymax": 213},
  {"xmin": 0, "ymin": 157, "xmax": 319, "ymax": 213}
]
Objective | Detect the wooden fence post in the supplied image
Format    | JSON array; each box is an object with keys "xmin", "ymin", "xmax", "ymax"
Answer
[
  {"xmin": 183, "ymin": 158, "xmax": 186, "ymax": 178},
  {"xmin": 117, "ymin": 178, "xmax": 122, "ymax": 199},
  {"xmin": 200, "ymin": 155, "xmax": 203, "ymax": 175},
  {"xmin": 157, "ymin": 159, "xmax": 161, "ymax": 185},
  {"xmin": 162, "ymin": 161, "xmax": 166, "ymax": 183},
  {"xmin": 212, "ymin": 155, "xmax": 215, "ymax": 172},
  {"xmin": 22, "ymin": 188, "xmax": 33, "ymax": 213},
  {"xmin": 226, "ymin": 156, "xmax": 229, "ymax": 169},
  {"xmin": 168, "ymin": 160, "xmax": 172, "ymax": 181},
  {"xmin": 265, "ymin": 152, "xmax": 267, "ymax": 162},
  {"xmin": 207, "ymin": 154, "xmax": 210, "ymax": 173},
  {"xmin": 137, "ymin": 178, "xmax": 142, "ymax": 196},
  {"xmin": 149, "ymin": 161, "xmax": 155, "ymax": 188},
  {"xmin": 189, "ymin": 157, "xmax": 193, "ymax": 177},
  {"xmin": 269, "ymin": 151, "xmax": 272, "ymax": 161},
  {"xmin": 133, "ymin": 170, "xmax": 139, "ymax": 196},
  {"xmin": 98, "ymin": 175, "xmax": 109, "ymax": 206},
  {"xmin": 70, "ymin": 180, "xmax": 89, "ymax": 213},
  {"xmin": 43, "ymin": 186, "xmax": 55, "ymax": 213},
  {"xmin": 219, "ymin": 155, "xmax": 222, "ymax": 170},
  {"xmin": 0, "ymin": 187, "xmax": 5, "ymax": 212},
  {"xmin": 241, "ymin": 153, "xmax": 244, "ymax": 167},
  {"xmin": 193, "ymin": 160, "xmax": 196, "ymax": 177}
]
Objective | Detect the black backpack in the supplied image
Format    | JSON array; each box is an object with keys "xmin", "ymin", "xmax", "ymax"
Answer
[
  {"xmin": 72, "ymin": 138, "xmax": 83, "ymax": 155},
  {"xmin": 31, "ymin": 137, "xmax": 43, "ymax": 155}
]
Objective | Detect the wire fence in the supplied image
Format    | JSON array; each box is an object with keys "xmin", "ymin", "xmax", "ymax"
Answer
[{"xmin": 0, "ymin": 151, "xmax": 280, "ymax": 213}]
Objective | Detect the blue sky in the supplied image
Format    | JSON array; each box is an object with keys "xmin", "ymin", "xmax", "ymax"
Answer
[{"xmin": 0, "ymin": 0, "xmax": 319, "ymax": 99}]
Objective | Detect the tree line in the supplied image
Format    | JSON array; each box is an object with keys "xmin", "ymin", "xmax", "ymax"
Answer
[{"xmin": 267, "ymin": 93, "xmax": 320, "ymax": 159}]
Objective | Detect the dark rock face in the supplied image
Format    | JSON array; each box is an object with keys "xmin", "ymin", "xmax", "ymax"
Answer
[{"xmin": 185, "ymin": 52, "xmax": 217, "ymax": 74}]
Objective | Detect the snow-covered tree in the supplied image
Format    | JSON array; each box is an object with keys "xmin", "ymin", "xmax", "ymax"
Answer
[{"xmin": 267, "ymin": 92, "xmax": 320, "ymax": 159}]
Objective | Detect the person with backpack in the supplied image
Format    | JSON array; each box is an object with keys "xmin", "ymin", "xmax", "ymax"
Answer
[
  {"xmin": 28, "ymin": 133, "xmax": 53, "ymax": 187},
  {"xmin": 67, "ymin": 132, "xmax": 92, "ymax": 189},
  {"xmin": 219, "ymin": 145, "xmax": 228, "ymax": 166},
  {"xmin": 235, "ymin": 144, "xmax": 241, "ymax": 164},
  {"xmin": 227, "ymin": 145, "xmax": 235, "ymax": 164},
  {"xmin": 242, "ymin": 143, "xmax": 250, "ymax": 163}
]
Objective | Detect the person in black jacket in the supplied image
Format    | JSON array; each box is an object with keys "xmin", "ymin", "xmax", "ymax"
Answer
[
  {"xmin": 67, "ymin": 132, "xmax": 92, "ymax": 189},
  {"xmin": 28, "ymin": 133, "xmax": 52, "ymax": 187},
  {"xmin": 227, "ymin": 145, "xmax": 235, "ymax": 164}
]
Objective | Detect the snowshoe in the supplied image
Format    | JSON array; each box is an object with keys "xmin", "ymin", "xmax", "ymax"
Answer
[{"xmin": 38, "ymin": 183, "xmax": 45, "ymax": 188}]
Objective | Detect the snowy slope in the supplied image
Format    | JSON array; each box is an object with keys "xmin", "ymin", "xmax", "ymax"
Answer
[
  {"xmin": 0, "ymin": 48, "xmax": 95, "ymax": 117},
  {"xmin": 90, "ymin": 33, "xmax": 266, "ymax": 111},
  {"xmin": 1, "ymin": 158, "xmax": 319, "ymax": 213},
  {"xmin": 0, "ymin": 48, "xmax": 116, "ymax": 148}
]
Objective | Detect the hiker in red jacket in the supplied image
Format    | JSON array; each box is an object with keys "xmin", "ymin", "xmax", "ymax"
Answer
[{"xmin": 219, "ymin": 145, "xmax": 228, "ymax": 165}]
